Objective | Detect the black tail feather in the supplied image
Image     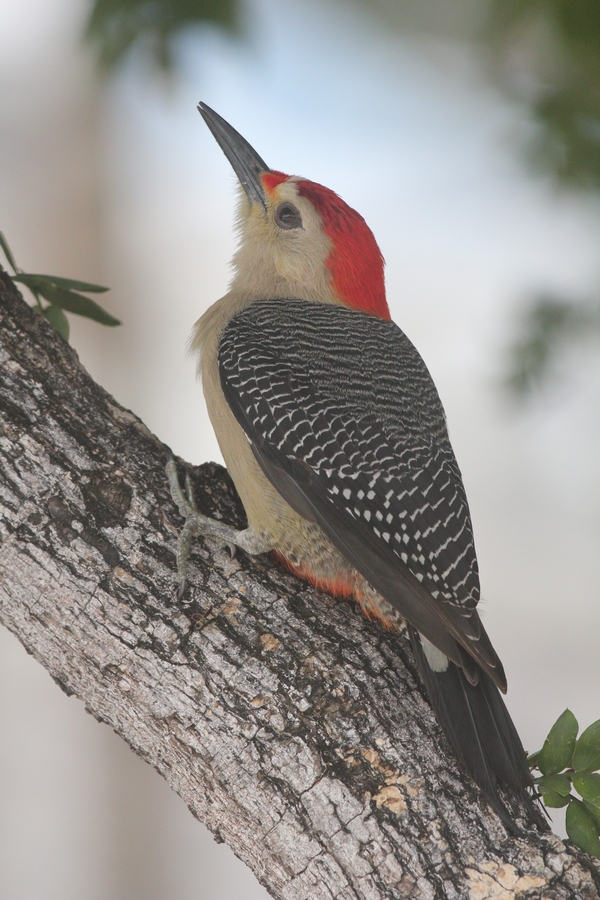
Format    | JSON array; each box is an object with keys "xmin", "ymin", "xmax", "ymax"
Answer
[{"xmin": 408, "ymin": 626, "xmax": 548, "ymax": 833}]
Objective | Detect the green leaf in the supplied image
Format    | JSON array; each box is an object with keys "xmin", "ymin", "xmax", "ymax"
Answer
[
  {"xmin": 12, "ymin": 274, "xmax": 45, "ymax": 292},
  {"xmin": 527, "ymin": 750, "xmax": 541, "ymax": 768},
  {"xmin": 566, "ymin": 799, "xmax": 600, "ymax": 859},
  {"xmin": 504, "ymin": 296, "xmax": 593, "ymax": 396},
  {"xmin": 0, "ymin": 231, "xmax": 18, "ymax": 272},
  {"xmin": 573, "ymin": 720, "xmax": 600, "ymax": 773},
  {"xmin": 537, "ymin": 709, "xmax": 579, "ymax": 775},
  {"xmin": 18, "ymin": 273, "xmax": 109, "ymax": 293},
  {"xmin": 85, "ymin": 0, "xmax": 239, "ymax": 72},
  {"xmin": 573, "ymin": 773, "xmax": 600, "ymax": 805},
  {"xmin": 585, "ymin": 800, "xmax": 600, "ymax": 830},
  {"xmin": 538, "ymin": 785, "xmax": 571, "ymax": 808},
  {"xmin": 43, "ymin": 305, "xmax": 70, "ymax": 341},
  {"xmin": 537, "ymin": 774, "xmax": 572, "ymax": 796},
  {"xmin": 17, "ymin": 280, "xmax": 120, "ymax": 326}
]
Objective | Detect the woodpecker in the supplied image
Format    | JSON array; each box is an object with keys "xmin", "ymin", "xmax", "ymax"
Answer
[{"xmin": 168, "ymin": 102, "xmax": 546, "ymax": 833}]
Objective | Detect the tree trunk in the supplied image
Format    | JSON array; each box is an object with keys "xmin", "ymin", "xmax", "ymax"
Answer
[{"xmin": 0, "ymin": 269, "xmax": 598, "ymax": 900}]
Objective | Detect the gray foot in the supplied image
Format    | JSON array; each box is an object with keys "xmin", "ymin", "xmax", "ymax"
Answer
[{"xmin": 166, "ymin": 456, "xmax": 273, "ymax": 598}]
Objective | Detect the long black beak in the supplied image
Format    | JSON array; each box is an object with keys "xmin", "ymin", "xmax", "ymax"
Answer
[{"xmin": 198, "ymin": 102, "xmax": 270, "ymax": 211}]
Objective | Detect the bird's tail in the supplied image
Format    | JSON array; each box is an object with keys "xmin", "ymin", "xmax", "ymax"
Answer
[{"xmin": 408, "ymin": 626, "xmax": 548, "ymax": 833}]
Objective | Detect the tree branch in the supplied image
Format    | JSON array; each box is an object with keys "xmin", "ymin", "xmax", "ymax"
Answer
[{"xmin": 0, "ymin": 270, "xmax": 598, "ymax": 899}]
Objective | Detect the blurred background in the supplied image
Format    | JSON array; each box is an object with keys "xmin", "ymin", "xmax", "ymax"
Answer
[{"xmin": 1, "ymin": 0, "xmax": 600, "ymax": 897}]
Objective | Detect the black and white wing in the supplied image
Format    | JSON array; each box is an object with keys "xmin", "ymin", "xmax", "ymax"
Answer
[{"xmin": 219, "ymin": 298, "xmax": 503, "ymax": 688}]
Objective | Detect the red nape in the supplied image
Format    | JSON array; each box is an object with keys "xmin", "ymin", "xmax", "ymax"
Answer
[{"xmin": 297, "ymin": 180, "xmax": 389, "ymax": 320}]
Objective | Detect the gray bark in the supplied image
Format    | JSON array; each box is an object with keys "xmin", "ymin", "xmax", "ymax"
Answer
[{"xmin": 0, "ymin": 269, "xmax": 599, "ymax": 900}]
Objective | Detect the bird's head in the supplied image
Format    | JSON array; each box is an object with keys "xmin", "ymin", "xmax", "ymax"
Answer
[{"xmin": 199, "ymin": 103, "xmax": 390, "ymax": 320}]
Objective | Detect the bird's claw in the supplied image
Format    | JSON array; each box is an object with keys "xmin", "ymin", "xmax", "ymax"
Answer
[
  {"xmin": 184, "ymin": 471, "xmax": 198, "ymax": 513},
  {"xmin": 166, "ymin": 456, "xmax": 247, "ymax": 596}
]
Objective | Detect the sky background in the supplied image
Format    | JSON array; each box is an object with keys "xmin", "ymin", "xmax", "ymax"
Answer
[{"xmin": 1, "ymin": 0, "xmax": 600, "ymax": 897}]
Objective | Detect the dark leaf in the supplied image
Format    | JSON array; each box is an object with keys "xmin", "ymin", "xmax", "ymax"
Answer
[
  {"xmin": 43, "ymin": 305, "xmax": 70, "ymax": 341},
  {"xmin": 0, "ymin": 231, "xmax": 18, "ymax": 273},
  {"xmin": 16, "ymin": 273, "xmax": 109, "ymax": 293},
  {"xmin": 538, "ymin": 785, "xmax": 571, "ymax": 808},
  {"xmin": 537, "ymin": 773, "xmax": 572, "ymax": 795},
  {"xmin": 537, "ymin": 709, "xmax": 579, "ymax": 775},
  {"xmin": 585, "ymin": 800, "xmax": 600, "ymax": 829},
  {"xmin": 485, "ymin": 0, "xmax": 600, "ymax": 191},
  {"xmin": 85, "ymin": 0, "xmax": 239, "ymax": 72},
  {"xmin": 566, "ymin": 798, "xmax": 600, "ymax": 858},
  {"xmin": 573, "ymin": 719, "xmax": 600, "ymax": 772},
  {"xmin": 504, "ymin": 296, "xmax": 595, "ymax": 396},
  {"xmin": 20, "ymin": 280, "xmax": 120, "ymax": 326}
]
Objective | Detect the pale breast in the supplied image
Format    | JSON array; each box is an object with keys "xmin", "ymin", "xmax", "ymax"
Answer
[{"xmin": 192, "ymin": 293, "xmax": 349, "ymax": 579}]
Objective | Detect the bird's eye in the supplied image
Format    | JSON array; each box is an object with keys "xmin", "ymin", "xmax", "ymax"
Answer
[{"xmin": 274, "ymin": 203, "xmax": 302, "ymax": 230}]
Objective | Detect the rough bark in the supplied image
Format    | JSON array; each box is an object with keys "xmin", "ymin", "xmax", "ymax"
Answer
[{"xmin": 0, "ymin": 269, "xmax": 598, "ymax": 900}]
